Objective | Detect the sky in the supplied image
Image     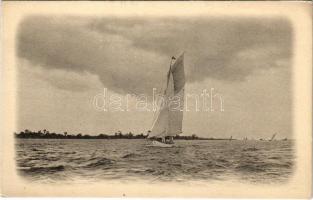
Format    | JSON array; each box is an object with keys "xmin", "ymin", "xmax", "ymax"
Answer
[{"xmin": 16, "ymin": 16, "xmax": 292, "ymax": 139}]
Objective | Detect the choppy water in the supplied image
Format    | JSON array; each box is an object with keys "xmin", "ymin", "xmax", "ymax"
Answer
[{"xmin": 15, "ymin": 139, "xmax": 294, "ymax": 184}]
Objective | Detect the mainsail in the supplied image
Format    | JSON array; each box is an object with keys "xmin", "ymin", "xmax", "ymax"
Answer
[{"xmin": 148, "ymin": 53, "xmax": 185, "ymax": 138}]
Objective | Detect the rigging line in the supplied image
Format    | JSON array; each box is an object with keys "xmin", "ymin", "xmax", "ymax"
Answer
[{"xmin": 165, "ymin": 58, "xmax": 175, "ymax": 136}]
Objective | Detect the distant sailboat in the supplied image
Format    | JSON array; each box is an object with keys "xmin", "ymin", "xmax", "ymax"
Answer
[
  {"xmin": 229, "ymin": 136, "xmax": 233, "ymax": 141},
  {"xmin": 147, "ymin": 53, "xmax": 185, "ymax": 147},
  {"xmin": 269, "ymin": 133, "xmax": 277, "ymax": 141}
]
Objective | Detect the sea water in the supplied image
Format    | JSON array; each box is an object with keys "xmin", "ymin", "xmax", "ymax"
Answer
[{"xmin": 15, "ymin": 139, "xmax": 294, "ymax": 184}]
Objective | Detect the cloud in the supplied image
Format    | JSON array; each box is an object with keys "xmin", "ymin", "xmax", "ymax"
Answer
[
  {"xmin": 17, "ymin": 16, "xmax": 292, "ymax": 95},
  {"xmin": 19, "ymin": 59, "xmax": 102, "ymax": 92}
]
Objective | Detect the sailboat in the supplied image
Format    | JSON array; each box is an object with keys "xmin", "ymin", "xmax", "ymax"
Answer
[
  {"xmin": 269, "ymin": 133, "xmax": 277, "ymax": 141},
  {"xmin": 147, "ymin": 53, "xmax": 185, "ymax": 147},
  {"xmin": 229, "ymin": 136, "xmax": 233, "ymax": 141}
]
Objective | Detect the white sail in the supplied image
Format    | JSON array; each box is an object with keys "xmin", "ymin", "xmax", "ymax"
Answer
[{"xmin": 149, "ymin": 53, "xmax": 185, "ymax": 138}]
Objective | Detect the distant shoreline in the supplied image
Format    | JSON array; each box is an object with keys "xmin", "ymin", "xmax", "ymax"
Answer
[
  {"xmin": 14, "ymin": 129, "xmax": 234, "ymax": 140},
  {"xmin": 15, "ymin": 138, "xmax": 233, "ymax": 140},
  {"xmin": 14, "ymin": 130, "xmax": 290, "ymax": 141}
]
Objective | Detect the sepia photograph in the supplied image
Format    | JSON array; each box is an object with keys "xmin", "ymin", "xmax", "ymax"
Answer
[{"xmin": 1, "ymin": 1, "xmax": 312, "ymax": 197}]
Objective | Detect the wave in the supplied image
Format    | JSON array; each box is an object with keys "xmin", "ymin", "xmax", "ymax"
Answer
[
  {"xmin": 206, "ymin": 161, "xmax": 227, "ymax": 169},
  {"xmin": 84, "ymin": 157, "xmax": 115, "ymax": 168},
  {"xmin": 236, "ymin": 161, "xmax": 292, "ymax": 173},
  {"xmin": 20, "ymin": 165, "xmax": 66, "ymax": 173},
  {"xmin": 269, "ymin": 156, "xmax": 281, "ymax": 160},
  {"xmin": 170, "ymin": 163, "xmax": 182, "ymax": 167},
  {"xmin": 242, "ymin": 147, "xmax": 259, "ymax": 151},
  {"xmin": 122, "ymin": 153, "xmax": 140, "ymax": 159},
  {"xmin": 145, "ymin": 168, "xmax": 156, "ymax": 173},
  {"xmin": 63, "ymin": 151, "xmax": 76, "ymax": 155},
  {"xmin": 216, "ymin": 158, "xmax": 229, "ymax": 163},
  {"xmin": 235, "ymin": 164, "xmax": 266, "ymax": 172},
  {"xmin": 42, "ymin": 157, "xmax": 60, "ymax": 161},
  {"xmin": 23, "ymin": 157, "xmax": 41, "ymax": 161},
  {"xmin": 264, "ymin": 162, "xmax": 292, "ymax": 168}
]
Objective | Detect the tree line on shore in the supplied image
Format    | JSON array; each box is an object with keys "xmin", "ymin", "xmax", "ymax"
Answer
[{"xmin": 14, "ymin": 129, "xmax": 217, "ymax": 140}]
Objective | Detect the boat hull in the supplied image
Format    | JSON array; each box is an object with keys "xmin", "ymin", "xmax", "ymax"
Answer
[{"xmin": 147, "ymin": 140, "xmax": 174, "ymax": 148}]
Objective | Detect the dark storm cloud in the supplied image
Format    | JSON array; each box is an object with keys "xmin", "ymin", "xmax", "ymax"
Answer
[
  {"xmin": 88, "ymin": 17, "xmax": 292, "ymax": 81},
  {"xmin": 17, "ymin": 16, "xmax": 166, "ymax": 95},
  {"xmin": 17, "ymin": 16, "xmax": 292, "ymax": 94}
]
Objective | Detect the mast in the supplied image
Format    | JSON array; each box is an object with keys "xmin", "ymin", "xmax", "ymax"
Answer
[{"xmin": 269, "ymin": 133, "xmax": 277, "ymax": 141}]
